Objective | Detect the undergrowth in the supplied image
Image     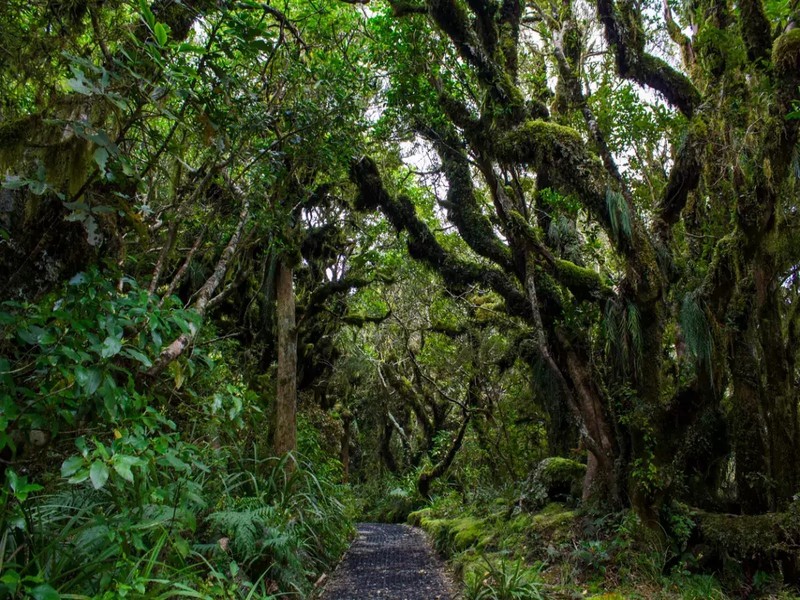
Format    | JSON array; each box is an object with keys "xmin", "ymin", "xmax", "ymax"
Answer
[
  {"xmin": 0, "ymin": 270, "xmax": 354, "ymax": 598},
  {"xmin": 408, "ymin": 487, "xmax": 799, "ymax": 600}
]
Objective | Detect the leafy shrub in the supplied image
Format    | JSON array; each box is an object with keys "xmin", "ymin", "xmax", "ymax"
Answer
[
  {"xmin": 464, "ymin": 559, "xmax": 546, "ymax": 600},
  {"xmin": 0, "ymin": 270, "xmax": 353, "ymax": 598},
  {"xmin": 355, "ymin": 472, "xmax": 422, "ymax": 523}
]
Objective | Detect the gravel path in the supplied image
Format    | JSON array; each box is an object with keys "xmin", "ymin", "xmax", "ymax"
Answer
[{"xmin": 319, "ymin": 523, "xmax": 455, "ymax": 600}]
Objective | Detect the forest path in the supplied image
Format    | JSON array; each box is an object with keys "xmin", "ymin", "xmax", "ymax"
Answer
[{"xmin": 318, "ymin": 523, "xmax": 455, "ymax": 600}]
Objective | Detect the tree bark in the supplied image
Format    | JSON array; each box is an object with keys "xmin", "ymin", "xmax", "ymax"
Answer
[
  {"xmin": 147, "ymin": 193, "xmax": 250, "ymax": 378},
  {"xmin": 341, "ymin": 412, "xmax": 353, "ymax": 483},
  {"xmin": 273, "ymin": 259, "xmax": 297, "ymax": 460}
]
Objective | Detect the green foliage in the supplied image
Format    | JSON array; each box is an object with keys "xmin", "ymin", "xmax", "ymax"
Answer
[
  {"xmin": 204, "ymin": 453, "xmax": 353, "ymax": 595},
  {"xmin": 0, "ymin": 266, "xmax": 353, "ymax": 597},
  {"xmin": 356, "ymin": 473, "xmax": 423, "ymax": 523},
  {"xmin": 0, "ymin": 267, "xmax": 199, "ymax": 452},
  {"xmin": 680, "ymin": 292, "xmax": 713, "ymax": 365},
  {"xmin": 464, "ymin": 559, "xmax": 546, "ymax": 600}
]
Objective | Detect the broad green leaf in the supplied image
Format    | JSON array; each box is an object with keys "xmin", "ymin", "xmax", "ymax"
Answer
[
  {"xmin": 67, "ymin": 469, "xmax": 89, "ymax": 484},
  {"xmin": 154, "ymin": 22, "xmax": 168, "ymax": 46},
  {"xmin": 90, "ymin": 461, "xmax": 109, "ymax": 489},
  {"xmin": 0, "ymin": 569, "xmax": 20, "ymax": 586},
  {"xmin": 66, "ymin": 77, "xmax": 92, "ymax": 95},
  {"xmin": 75, "ymin": 367, "xmax": 102, "ymax": 395},
  {"xmin": 139, "ymin": 0, "xmax": 155, "ymax": 27},
  {"xmin": 122, "ymin": 348, "xmax": 153, "ymax": 367},
  {"xmin": 112, "ymin": 455, "xmax": 138, "ymax": 482},
  {"xmin": 60, "ymin": 346, "xmax": 82, "ymax": 362},
  {"xmin": 30, "ymin": 584, "xmax": 60, "ymax": 600},
  {"xmin": 100, "ymin": 336, "xmax": 122, "ymax": 358},
  {"xmin": 61, "ymin": 456, "xmax": 84, "ymax": 477},
  {"xmin": 94, "ymin": 147, "xmax": 109, "ymax": 172}
]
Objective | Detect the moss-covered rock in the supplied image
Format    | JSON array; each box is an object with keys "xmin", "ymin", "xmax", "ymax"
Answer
[
  {"xmin": 519, "ymin": 457, "xmax": 586, "ymax": 511},
  {"xmin": 413, "ymin": 512, "xmax": 494, "ymax": 555}
]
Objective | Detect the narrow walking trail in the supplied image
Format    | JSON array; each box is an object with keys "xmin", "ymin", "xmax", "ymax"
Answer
[{"xmin": 319, "ymin": 523, "xmax": 455, "ymax": 600}]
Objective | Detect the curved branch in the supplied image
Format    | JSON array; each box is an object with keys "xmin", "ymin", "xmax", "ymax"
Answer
[
  {"xmin": 351, "ymin": 156, "xmax": 532, "ymax": 319},
  {"xmin": 595, "ymin": 0, "xmax": 701, "ymax": 117}
]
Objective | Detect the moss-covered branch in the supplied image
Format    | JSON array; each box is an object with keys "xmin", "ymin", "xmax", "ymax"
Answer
[
  {"xmin": 350, "ymin": 156, "xmax": 532, "ymax": 319},
  {"xmin": 594, "ymin": 0, "xmax": 701, "ymax": 116},
  {"xmin": 420, "ymin": 125, "xmax": 515, "ymax": 273},
  {"xmin": 426, "ymin": 0, "xmax": 523, "ymax": 110},
  {"xmin": 694, "ymin": 503, "xmax": 800, "ymax": 569},
  {"xmin": 657, "ymin": 117, "xmax": 705, "ymax": 228}
]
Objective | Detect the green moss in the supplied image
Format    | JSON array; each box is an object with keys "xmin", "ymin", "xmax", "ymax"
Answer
[
  {"xmin": 695, "ymin": 26, "xmax": 746, "ymax": 76},
  {"xmin": 416, "ymin": 514, "xmax": 494, "ymax": 554},
  {"xmin": 0, "ymin": 115, "xmax": 40, "ymax": 167},
  {"xmin": 495, "ymin": 120, "xmax": 584, "ymax": 169},
  {"xmin": 540, "ymin": 457, "xmax": 586, "ymax": 481},
  {"xmin": 554, "ymin": 258, "xmax": 611, "ymax": 299},
  {"xmin": 407, "ymin": 507, "xmax": 432, "ymax": 526},
  {"xmin": 451, "ymin": 516, "xmax": 492, "ymax": 549},
  {"xmin": 772, "ymin": 29, "xmax": 800, "ymax": 77},
  {"xmin": 530, "ymin": 503, "xmax": 578, "ymax": 541}
]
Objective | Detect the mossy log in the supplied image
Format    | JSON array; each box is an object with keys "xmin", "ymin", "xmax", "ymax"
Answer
[{"xmin": 693, "ymin": 503, "xmax": 800, "ymax": 581}]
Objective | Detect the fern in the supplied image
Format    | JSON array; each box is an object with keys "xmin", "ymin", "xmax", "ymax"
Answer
[
  {"xmin": 603, "ymin": 299, "xmax": 642, "ymax": 379},
  {"xmin": 627, "ymin": 302, "xmax": 643, "ymax": 377},
  {"xmin": 605, "ymin": 188, "xmax": 632, "ymax": 242},
  {"xmin": 206, "ymin": 503, "xmax": 282, "ymax": 561},
  {"xmin": 680, "ymin": 292, "xmax": 713, "ymax": 366}
]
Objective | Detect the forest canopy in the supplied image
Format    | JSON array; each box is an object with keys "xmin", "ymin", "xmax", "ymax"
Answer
[{"xmin": 1, "ymin": 0, "xmax": 800, "ymax": 597}]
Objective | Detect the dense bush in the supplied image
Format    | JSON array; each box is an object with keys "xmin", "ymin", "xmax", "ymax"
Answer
[{"xmin": 0, "ymin": 270, "xmax": 353, "ymax": 598}]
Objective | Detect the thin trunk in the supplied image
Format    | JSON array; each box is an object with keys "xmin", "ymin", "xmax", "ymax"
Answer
[
  {"xmin": 158, "ymin": 226, "xmax": 206, "ymax": 307},
  {"xmin": 417, "ymin": 410, "xmax": 471, "ymax": 499},
  {"xmin": 380, "ymin": 420, "xmax": 399, "ymax": 473},
  {"xmin": 273, "ymin": 260, "xmax": 297, "ymax": 459},
  {"xmin": 147, "ymin": 194, "xmax": 250, "ymax": 378},
  {"xmin": 340, "ymin": 413, "xmax": 352, "ymax": 483}
]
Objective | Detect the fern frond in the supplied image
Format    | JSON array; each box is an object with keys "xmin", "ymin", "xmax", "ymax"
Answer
[{"xmin": 680, "ymin": 292, "xmax": 713, "ymax": 366}]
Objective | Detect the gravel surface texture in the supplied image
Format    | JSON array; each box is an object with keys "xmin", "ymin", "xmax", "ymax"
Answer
[{"xmin": 319, "ymin": 523, "xmax": 455, "ymax": 600}]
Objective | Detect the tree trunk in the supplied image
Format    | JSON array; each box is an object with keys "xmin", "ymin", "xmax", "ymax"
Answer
[
  {"xmin": 274, "ymin": 260, "xmax": 297, "ymax": 461},
  {"xmin": 147, "ymin": 193, "xmax": 250, "ymax": 378},
  {"xmin": 417, "ymin": 411, "xmax": 471, "ymax": 499},
  {"xmin": 730, "ymin": 332, "xmax": 770, "ymax": 513},
  {"xmin": 341, "ymin": 412, "xmax": 352, "ymax": 483},
  {"xmin": 758, "ymin": 278, "xmax": 800, "ymax": 511}
]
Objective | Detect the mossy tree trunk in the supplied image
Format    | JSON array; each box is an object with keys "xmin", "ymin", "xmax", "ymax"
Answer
[{"xmin": 274, "ymin": 259, "xmax": 297, "ymax": 462}]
